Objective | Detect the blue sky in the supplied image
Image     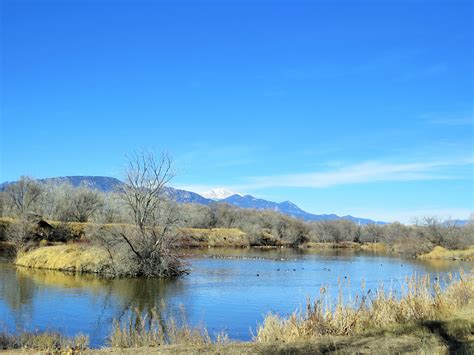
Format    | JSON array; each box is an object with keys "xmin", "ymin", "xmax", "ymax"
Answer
[{"xmin": 1, "ymin": 0, "xmax": 472, "ymax": 222}]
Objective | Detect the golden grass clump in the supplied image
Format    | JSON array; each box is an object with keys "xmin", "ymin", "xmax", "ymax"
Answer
[
  {"xmin": 419, "ymin": 245, "xmax": 474, "ymax": 261},
  {"xmin": 255, "ymin": 272, "xmax": 474, "ymax": 343},
  {"xmin": 15, "ymin": 244, "xmax": 112, "ymax": 274},
  {"xmin": 109, "ymin": 306, "xmax": 228, "ymax": 348}
]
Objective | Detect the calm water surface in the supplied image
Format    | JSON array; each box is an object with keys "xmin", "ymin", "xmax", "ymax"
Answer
[{"xmin": 0, "ymin": 247, "xmax": 471, "ymax": 347}]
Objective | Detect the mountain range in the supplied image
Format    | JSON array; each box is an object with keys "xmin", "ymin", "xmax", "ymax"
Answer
[{"xmin": 1, "ymin": 176, "xmax": 386, "ymax": 225}]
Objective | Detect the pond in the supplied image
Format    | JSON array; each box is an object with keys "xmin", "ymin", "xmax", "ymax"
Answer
[{"xmin": 0, "ymin": 247, "xmax": 471, "ymax": 347}]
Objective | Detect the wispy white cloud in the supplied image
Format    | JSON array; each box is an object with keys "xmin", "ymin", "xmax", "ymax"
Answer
[
  {"xmin": 175, "ymin": 158, "xmax": 473, "ymax": 194},
  {"xmin": 241, "ymin": 159, "xmax": 473, "ymax": 190}
]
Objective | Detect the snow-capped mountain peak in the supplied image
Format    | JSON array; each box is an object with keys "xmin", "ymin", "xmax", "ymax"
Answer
[{"xmin": 201, "ymin": 188, "xmax": 241, "ymax": 200}]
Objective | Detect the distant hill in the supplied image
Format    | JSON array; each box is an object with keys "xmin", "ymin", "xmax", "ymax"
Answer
[
  {"xmin": 50, "ymin": 176, "xmax": 213, "ymax": 205},
  {"xmin": 42, "ymin": 176, "xmax": 124, "ymax": 193},
  {"xmin": 1, "ymin": 175, "xmax": 386, "ymax": 224},
  {"xmin": 220, "ymin": 194, "xmax": 385, "ymax": 224},
  {"xmin": 164, "ymin": 187, "xmax": 213, "ymax": 205},
  {"xmin": 0, "ymin": 176, "xmax": 125, "ymax": 193},
  {"xmin": 1, "ymin": 176, "xmax": 211, "ymax": 205}
]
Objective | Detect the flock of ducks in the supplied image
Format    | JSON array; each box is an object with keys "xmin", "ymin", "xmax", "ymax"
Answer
[
  {"xmin": 255, "ymin": 263, "xmax": 405, "ymax": 277},
  {"xmin": 204, "ymin": 254, "xmax": 407, "ymax": 278}
]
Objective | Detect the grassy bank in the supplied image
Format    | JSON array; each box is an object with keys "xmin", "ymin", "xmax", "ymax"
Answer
[
  {"xmin": 305, "ymin": 241, "xmax": 388, "ymax": 253},
  {"xmin": 4, "ymin": 319, "xmax": 472, "ymax": 354},
  {"xmin": 306, "ymin": 241, "xmax": 474, "ymax": 261},
  {"xmin": 419, "ymin": 246, "xmax": 474, "ymax": 262},
  {"xmin": 96, "ymin": 318, "xmax": 474, "ymax": 354},
  {"xmin": 179, "ymin": 228, "xmax": 250, "ymax": 247},
  {"xmin": 2, "ymin": 273, "xmax": 473, "ymax": 354}
]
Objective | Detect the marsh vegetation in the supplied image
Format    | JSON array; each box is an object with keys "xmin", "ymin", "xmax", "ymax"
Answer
[{"xmin": 1, "ymin": 269, "xmax": 472, "ymax": 353}]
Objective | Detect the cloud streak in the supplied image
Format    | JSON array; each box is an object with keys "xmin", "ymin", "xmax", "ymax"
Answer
[
  {"xmin": 241, "ymin": 159, "xmax": 473, "ymax": 190},
  {"xmin": 175, "ymin": 158, "xmax": 473, "ymax": 196}
]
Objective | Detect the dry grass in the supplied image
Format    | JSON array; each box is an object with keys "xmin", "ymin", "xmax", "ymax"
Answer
[
  {"xmin": 0, "ymin": 330, "xmax": 89, "ymax": 352},
  {"xmin": 254, "ymin": 271, "xmax": 474, "ymax": 343},
  {"xmin": 15, "ymin": 244, "xmax": 112, "ymax": 274},
  {"xmin": 305, "ymin": 242, "xmax": 388, "ymax": 253},
  {"xmin": 109, "ymin": 307, "xmax": 228, "ymax": 348},
  {"xmin": 179, "ymin": 228, "xmax": 249, "ymax": 247},
  {"xmin": 419, "ymin": 245, "xmax": 474, "ymax": 261},
  {"xmin": 87, "ymin": 323, "xmax": 466, "ymax": 354}
]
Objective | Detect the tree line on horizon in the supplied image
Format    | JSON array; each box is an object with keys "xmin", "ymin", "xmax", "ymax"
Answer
[{"xmin": 2, "ymin": 175, "xmax": 473, "ymax": 250}]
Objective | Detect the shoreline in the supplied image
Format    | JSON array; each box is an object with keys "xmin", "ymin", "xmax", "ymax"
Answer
[
  {"xmin": 6, "ymin": 242, "xmax": 473, "ymax": 278},
  {"xmin": 2, "ymin": 275, "xmax": 473, "ymax": 353}
]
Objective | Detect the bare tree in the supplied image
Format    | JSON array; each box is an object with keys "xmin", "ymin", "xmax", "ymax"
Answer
[
  {"xmin": 0, "ymin": 191, "xmax": 6, "ymax": 217},
  {"xmin": 3, "ymin": 177, "xmax": 42, "ymax": 250},
  {"xmin": 6, "ymin": 219, "xmax": 36, "ymax": 252},
  {"xmin": 469, "ymin": 213, "xmax": 474, "ymax": 225},
  {"xmin": 6, "ymin": 176, "xmax": 43, "ymax": 217},
  {"xmin": 362, "ymin": 223, "xmax": 385, "ymax": 243},
  {"xmin": 69, "ymin": 187, "xmax": 104, "ymax": 222},
  {"xmin": 122, "ymin": 151, "xmax": 175, "ymax": 230},
  {"xmin": 97, "ymin": 151, "xmax": 185, "ymax": 277},
  {"xmin": 413, "ymin": 216, "xmax": 448, "ymax": 246}
]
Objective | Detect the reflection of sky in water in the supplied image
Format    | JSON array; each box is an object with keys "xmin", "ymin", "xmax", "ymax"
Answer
[{"xmin": 0, "ymin": 249, "xmax": 471, "ymax": 347}]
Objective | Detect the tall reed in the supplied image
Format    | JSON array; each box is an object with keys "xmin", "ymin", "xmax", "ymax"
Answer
[{"xmin": 255, "ymin": 271, "xmax": 473, "ymax": 343}]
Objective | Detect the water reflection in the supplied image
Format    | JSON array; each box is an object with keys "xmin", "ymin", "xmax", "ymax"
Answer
[
  {"xmin": 1, "ymin": 266, "xmax": 35, "ymax": 312},
  {"xmin": 0, "ymin": 265, "xmax": 36, "ymax": 332},
  {"xmin": 0, "ymin": 248, "xmax": 472, "ymax": 347},
  {"xmin": 13, "ymin": 268, "xmax": 186, "ymax": 322}
]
